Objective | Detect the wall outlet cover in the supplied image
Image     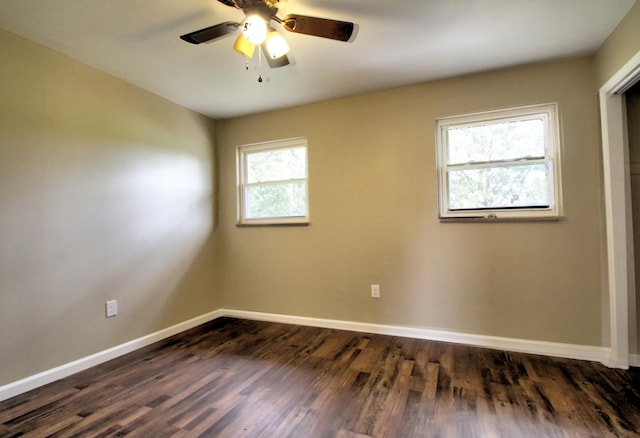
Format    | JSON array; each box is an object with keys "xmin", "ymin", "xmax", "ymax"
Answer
[{"xmin": 105, "ymin": 300, "xmax": 118, "ymax": 318}]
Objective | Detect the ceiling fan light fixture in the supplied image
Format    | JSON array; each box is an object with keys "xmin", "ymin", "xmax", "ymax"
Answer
[
  {"xmin": 233, "ymin": 33, "xmax": 256, "ymax": 58},
  {"xmin": 243, "ymin": 15, "xmax": 268, "ymax": 44},
  {"xmin": 180, "ymin": 1, "xmax": 358, "ymax": 73},
  {"xmin": 265, "ymin": 30, "xmax": 289, "ymax": 59}
]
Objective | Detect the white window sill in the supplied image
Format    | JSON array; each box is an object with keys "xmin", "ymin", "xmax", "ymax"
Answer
[
  {"xmin": 439, "ymin": 216, "xmax": 566, "ymax": 223},
  {"xmin": 236, "ymin": 222, "xmax": 311, "ymax": 228}
]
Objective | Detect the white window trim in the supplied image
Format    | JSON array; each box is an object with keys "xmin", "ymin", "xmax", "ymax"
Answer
[
  {"xmin": 236, "ymin": 137, "xmax": 309, "ymax": 226},
  {"xmin": 436, "ymin": 103, "xmax": 563, "ymax": 221}
]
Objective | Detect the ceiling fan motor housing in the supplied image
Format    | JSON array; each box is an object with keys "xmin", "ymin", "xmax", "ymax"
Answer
[
  {"xmin": 219, "ymin": 0, "xmax": 279, "ymax": 18},
  {"xmin": 243, "ymin": 2, "xmax": 278, "ymax": 22}
]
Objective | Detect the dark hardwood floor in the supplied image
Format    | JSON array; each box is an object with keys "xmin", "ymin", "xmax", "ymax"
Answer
[{"xmin": 1, "ymin": 317, "xmax": 640, "ymax": 437}]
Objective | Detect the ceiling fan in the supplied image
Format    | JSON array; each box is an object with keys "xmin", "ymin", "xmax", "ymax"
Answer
[{"xmin": 179, "ymin": 0, "xmax": 357, "ymax": 70}]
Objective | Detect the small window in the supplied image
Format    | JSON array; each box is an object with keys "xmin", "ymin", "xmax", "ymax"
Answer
[
  {"xmin": 436, "ymin": 104, "xmax": 562, "ymax": 220},
  {"xmin": 237, "ymin": 137, "xmax": 309, "ymax": 225}
]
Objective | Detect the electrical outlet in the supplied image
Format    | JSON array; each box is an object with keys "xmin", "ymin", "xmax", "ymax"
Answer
[
  {"xmin": 371, "ymin": 284, "xmax": 380, "ymax": 298},
  {"xmin": 105, "ymin": 300, "xmax": 118, "ymax": 318}
]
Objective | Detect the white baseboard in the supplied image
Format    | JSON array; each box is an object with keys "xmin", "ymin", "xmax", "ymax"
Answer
[
  {"xmin": 0, "ymin": 307, "xmax": 620, "ymax": 403},
  {"xmin": 0, "ymin": 309, "xmax": 224, "ymax": 402},
  {"xmin": 220, "ymin": 308, "xmax": 611, "ymax": 364},
  {"xmin": 631, "ymin": 354, "xmax": 640, "ymax": 367}
]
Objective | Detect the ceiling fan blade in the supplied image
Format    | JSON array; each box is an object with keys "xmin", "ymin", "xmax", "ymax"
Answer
[
  {"xmin": 180, "ymin": 21, "xmax": 240, "ymax": 44},
  {"xmin": 280, "ymin": 14, "xmax": 356, "ymax": 42},
  {"xmin": 261, "ymin": 43, "xmax": 290, "ymax": 68}
]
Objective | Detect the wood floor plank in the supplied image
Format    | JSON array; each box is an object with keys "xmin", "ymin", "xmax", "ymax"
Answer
[{"xmin": 2, "ymin": 317, "xmax": 640, "ymax": 437}]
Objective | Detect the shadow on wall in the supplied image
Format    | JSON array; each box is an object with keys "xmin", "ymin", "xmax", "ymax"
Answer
[{"xmin": 0, "ymin": 143, "xmax": 217, "ymax": 386}]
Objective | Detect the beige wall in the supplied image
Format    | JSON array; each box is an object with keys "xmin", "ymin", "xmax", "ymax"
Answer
[
  {"xmin": 0, "ymin": 29, "xmax": 221, "ymax": 386},
  {"xmin": 595, "ymin": 1, "xmax": 640, "ymax": 87},
  {"xmin": 216, "ymin": 58, "xmax": 603, "ymax": 347}
]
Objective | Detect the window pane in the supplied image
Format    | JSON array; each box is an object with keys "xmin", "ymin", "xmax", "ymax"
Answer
[
  {"xmin": 447, "ymin": 118, "xmax": 545, "ymax": 165},
  {"xmin": 246, "ymin": 182, "xmax": 307, "ymax": 219},
  {"xmin": 247, "ymin": 147, "xmax": 306, "ymax": 183},
  {"xmin": 447, "ymin": 163, "xmax": 550, "ymax": 210}
]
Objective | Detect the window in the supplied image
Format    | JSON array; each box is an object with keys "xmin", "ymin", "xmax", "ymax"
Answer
[
  {"xmin": 237, "ymin": 137, "xmax": 309, "ymax": 225},
  {"xmin": 436, "ymin": 103, "xmax": 562, "ymax": 220}
]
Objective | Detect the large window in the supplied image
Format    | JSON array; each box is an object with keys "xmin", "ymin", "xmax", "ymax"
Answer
[
  {"xmin": 436, "ymin": 104, "xmax": 562, "ymax": 220},
  {"xmin": 237, "ymin": 137, "xmax": 309, "ymax": 225}
]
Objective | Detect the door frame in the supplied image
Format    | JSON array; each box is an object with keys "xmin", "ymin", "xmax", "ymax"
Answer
[{"xmin": 599, "ymin": 49, "xmax": 640, "ymax": 368}]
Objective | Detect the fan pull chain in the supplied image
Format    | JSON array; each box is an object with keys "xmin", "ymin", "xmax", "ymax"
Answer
[{"xmin": 257, "ymin": 45, "xmax": 263, "ymax": 83}]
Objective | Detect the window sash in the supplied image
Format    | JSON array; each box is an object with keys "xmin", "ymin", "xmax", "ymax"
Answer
[
  {"xmin": 244, "ymin": 178, "xmax": 307, "ymax": 189},
  {"xmin": 443, "ymin": 113, "xmax": 549, "ymax": 165},
  {"xmin": 243, "ymin": 179, "xmax": 308, "ymax": 220},
  {"xmin": 445, "ymin": 161, "xmax": 553, "ymax": 211},
  {"xmin": 444, "ymin": 155, "xmax": 547, "ymax": 170},
  {"xmin": 245, "ymin": 146, "xmax": 307, "ymax": 184}
]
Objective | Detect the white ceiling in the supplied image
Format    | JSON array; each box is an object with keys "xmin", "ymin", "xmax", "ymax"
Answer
[{"xmin": 0, "ymin": 0, "xmax": 636, "ymax": 119}]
